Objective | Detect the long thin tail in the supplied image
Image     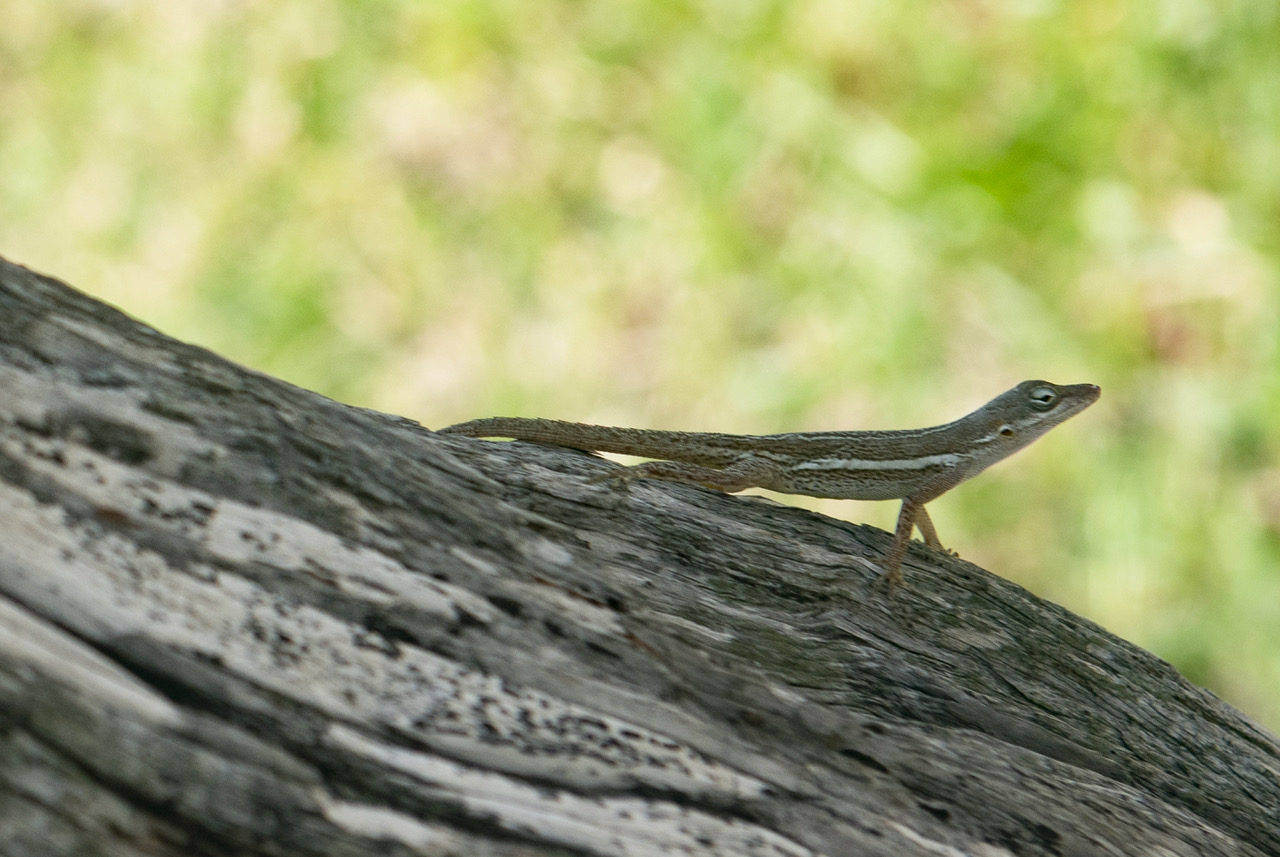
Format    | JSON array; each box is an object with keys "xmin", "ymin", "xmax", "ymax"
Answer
[{"xmin": 439, "ymin": 417, "xmax": 747, "ymax": 464}]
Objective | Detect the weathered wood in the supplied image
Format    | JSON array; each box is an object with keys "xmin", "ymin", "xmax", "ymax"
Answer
[{"xmin": 0, "ymin": 255, "xmax": 1276, "ymax": 857}]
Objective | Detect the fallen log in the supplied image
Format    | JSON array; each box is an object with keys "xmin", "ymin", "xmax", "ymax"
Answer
[{"xmin": 0, "ymin": 257, "xmax": 1276, "ymax": 857}]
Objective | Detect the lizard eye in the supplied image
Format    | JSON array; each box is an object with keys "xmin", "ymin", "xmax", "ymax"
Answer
[
  {"xmin": 998, "ymin": 425, "xmax": 1015, "ymax": 437},
  {"xmin": 1028, "ymin": 386, "xmax": 1058, "ymax": 411}
]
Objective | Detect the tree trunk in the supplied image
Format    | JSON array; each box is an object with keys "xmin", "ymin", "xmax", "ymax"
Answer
[{"xmin": 0, "ymin": 256, "xmax": 1276, "ymax": 857}]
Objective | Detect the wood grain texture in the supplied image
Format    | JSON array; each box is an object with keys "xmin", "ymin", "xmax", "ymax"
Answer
[{"xmin": 0, "ymin": 256, "xmax": 1276, "ymax": 857}]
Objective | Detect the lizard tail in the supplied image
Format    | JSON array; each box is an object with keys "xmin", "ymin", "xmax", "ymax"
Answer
[{"xmin": 438, "ymin": 417, "xmax": 744, "ymax": 463}]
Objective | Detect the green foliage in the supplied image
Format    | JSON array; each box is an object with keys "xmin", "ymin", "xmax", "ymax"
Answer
[{"xmin": 3, "ymin": 0, "xmax": 1279, "ymax": 727}]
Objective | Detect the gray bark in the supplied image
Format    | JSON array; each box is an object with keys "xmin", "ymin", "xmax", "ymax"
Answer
[{"xmin": 0, "ymin": 255, "xmax": 1277, "ymax": 857}]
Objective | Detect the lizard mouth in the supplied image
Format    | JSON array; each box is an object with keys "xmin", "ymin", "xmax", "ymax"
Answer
[
  {"xmin": 1070, "ymin": 382, "xmax": 1100, "ymax": 402},
  {"xmin": 1072, "ymin": 383, "xmax": 1101, "ymax": 402},
  {"xmin": 1057, "ymin": 383, "xmax": 1101, "ymax": 417}
]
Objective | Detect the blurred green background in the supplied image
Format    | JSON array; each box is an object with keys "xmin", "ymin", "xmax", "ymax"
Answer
[{"xmin": 2, "ymin": 1, "xmax": 1279, "ymax": 729}]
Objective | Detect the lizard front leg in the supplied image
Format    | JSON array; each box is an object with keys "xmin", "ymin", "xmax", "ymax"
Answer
[
  {"xmin": 882, "ymin": 501, "xmax": 962, "ymax": 587},
  {"xmin": 879, "ymin": 498, "xmax": 921, "ymax": 588},
  {"xmin": 914, "ymin": 506, "xmax": 961, "ymax": 557},
  {"xmin": 913, "ymin": 505, "xmax": 942, "ymax": 548}
]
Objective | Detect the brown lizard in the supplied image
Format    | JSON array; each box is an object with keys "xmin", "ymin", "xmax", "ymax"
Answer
[{"xmin": 441, "ymin": 380, "xmax": 1100, "ymax": 584}]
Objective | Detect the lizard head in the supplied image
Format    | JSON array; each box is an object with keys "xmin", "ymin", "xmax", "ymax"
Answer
[{"xmin": 967, "ymin": 379, "xmax": 1100, "ymax": 467}]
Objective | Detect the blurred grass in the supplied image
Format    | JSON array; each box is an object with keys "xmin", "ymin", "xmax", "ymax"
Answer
[{"xmin": 2, "ymin": 0, "xmax": 1280, "ymax": 729}]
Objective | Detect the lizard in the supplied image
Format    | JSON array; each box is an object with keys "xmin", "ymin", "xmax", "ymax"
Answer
[{"xmin": 440, "ymin": 379, "xmax": 1100, "ymax": 585}]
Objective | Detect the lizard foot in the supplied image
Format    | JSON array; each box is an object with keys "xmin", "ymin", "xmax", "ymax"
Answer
[
  {"xmin": 873, "ymin": 565, "xmax": 903, "ymax": 593},
  {"xmin": 586, "ymin": 467, "xmax": 637, "ymax": 489}
]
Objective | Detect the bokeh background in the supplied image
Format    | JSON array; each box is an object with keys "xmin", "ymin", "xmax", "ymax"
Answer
[{"xmin": 3, "ymin": 1, "xmax": 1279, "ymax": 729}]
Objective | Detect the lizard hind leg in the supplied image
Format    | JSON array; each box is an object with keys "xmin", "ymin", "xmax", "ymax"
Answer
[{"xmin": 589, "ymin": 455, "xmax": 779, "ymax": 494}]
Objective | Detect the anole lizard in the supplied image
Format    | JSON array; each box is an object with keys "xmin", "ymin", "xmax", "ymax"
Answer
[{"xmin": 441, "ymin": 380, "xmax": 1099, "ymax": 584}]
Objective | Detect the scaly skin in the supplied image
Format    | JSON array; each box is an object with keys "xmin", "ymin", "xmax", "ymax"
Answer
[{"xmin": 442, "ymin": 380, "xmax": 1100, "ymax": 585}]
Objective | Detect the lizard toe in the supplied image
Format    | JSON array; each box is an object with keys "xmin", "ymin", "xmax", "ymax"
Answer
[{"xmin": 587, "ymin": 468, "xmax": 634, "ymax": 488}]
